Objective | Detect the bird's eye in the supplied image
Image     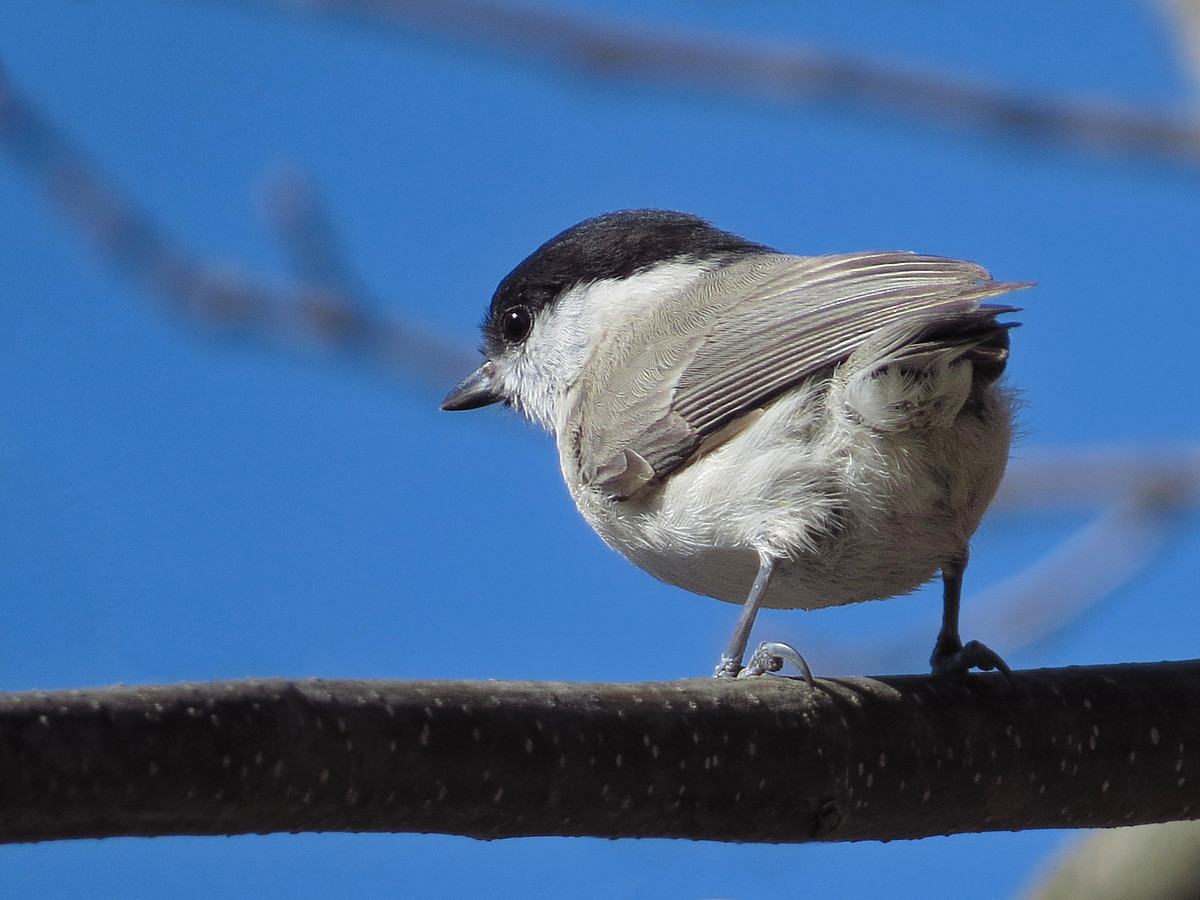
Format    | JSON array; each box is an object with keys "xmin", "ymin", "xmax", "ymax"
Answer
[{"xmin": 501, "ymin": 306, "xmax": 533, "ymax": 343}]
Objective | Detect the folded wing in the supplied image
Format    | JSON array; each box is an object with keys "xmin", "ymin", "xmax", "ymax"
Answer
[{"xmin": 570, "ymin": 252, "xmax": 1029, "ymax": 501}]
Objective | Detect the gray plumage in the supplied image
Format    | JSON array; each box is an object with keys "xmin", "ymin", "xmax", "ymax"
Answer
[
  {"xmin": 442, "ymin": 209, "xmax": 1029, "ymax": 676},
  {"xmin": 567, "ymin": 251, "xmax": 1023, "ymax": 503}
]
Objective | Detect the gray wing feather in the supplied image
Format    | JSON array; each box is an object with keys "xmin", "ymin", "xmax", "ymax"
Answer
[{"xmin": 571, "ymin": 252, "xmax": 1029, "ymax": 500}]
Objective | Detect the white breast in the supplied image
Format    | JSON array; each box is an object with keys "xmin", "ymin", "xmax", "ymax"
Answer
[{"xmin": 566, "ymin": 365, "xmax": 1013, "ymax": 611}]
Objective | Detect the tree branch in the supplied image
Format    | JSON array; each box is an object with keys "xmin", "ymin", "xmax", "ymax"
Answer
[
  {"xmin": 238, "ymin": 0, "xmax": 1200, "ymax": 168},
  {"xmin": 0, "ymin": 58, "xmax": 477, "ymax": 392},
  {"xmin": 2, "ymin": 663, "xmax": 1197, "ymax": 845}
]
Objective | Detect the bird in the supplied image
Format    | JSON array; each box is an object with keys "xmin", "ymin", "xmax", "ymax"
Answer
[{"xmin": 441, "ymin": 209, "xmax": 1028, "ymax": 679}]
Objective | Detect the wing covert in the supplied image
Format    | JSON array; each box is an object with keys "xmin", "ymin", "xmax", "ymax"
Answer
[{"xmin": 571, "ymin": 252, "xmax": 1028, "ymax": 501}]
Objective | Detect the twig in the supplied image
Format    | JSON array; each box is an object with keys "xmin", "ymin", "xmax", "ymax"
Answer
[
  {"xmin": 1021, "ymin": 819, "xmax": 1200, "ymax": 900},
  {"xmin": 1157, "ymin": 0, "xmax": 1200, "ymax": 97},
  {"xmin": 0, "ymin": 58, "xmax": 477, "ymax": 391},
  {"xmin": 260, "ymin": 165, "xmax": 376, "ymax": 308},
  {"xmin": 992, "ymin": 445, "xmax": 1200, "ymax": 510},
  {"xmin": 236, "ymin": 0, "xmax": 1200, "ymax": 167}
]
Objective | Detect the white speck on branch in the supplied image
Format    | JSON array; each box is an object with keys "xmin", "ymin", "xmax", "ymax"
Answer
[{"xmin": 1, "ymin": 665, "xmax": 1198, "ymax": 844}]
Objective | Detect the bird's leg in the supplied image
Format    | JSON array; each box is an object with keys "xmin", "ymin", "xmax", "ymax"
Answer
[
  {"xmin": 930, "ymin": 552, "xmax": 1012, "ymax": 678},
  {"xmin": 714, "ymin": 554, "xmax": 775, "ymax": 678},
  {"xmin": 714, "ymin": 555, "xmax": 814, "ymax": 683},
  {"xmin": 931, "ymin": 556, "xmax": 965, "ymax": 665}
]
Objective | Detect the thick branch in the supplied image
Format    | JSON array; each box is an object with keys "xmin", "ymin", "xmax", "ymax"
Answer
[{"xmin": 1, "ymin": 662, "xmax": 1197, "ymax": 845}]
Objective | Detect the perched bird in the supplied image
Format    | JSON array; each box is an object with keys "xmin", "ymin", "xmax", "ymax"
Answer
[{"xmin": 442, "ymin": 209, "xmax": 1028, "ymax": 678}]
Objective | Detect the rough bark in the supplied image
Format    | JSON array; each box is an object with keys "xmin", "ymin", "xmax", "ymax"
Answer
[{"xmin": 1, "ymin": 662, "xmax": 1197, "ymax": 844}]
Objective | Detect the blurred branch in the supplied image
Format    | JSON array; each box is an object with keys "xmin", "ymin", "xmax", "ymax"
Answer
[
  {"xmin": 979, "ymin": 489, "xmax": 1176, "ymax": 647},
  {"xmin": 993, "ymin": 445, "xmax": 1200, "ymax": 510},
  {"xmin": 1021, "ymin": 819, "xmax": 1200, "ymax": 900},
  {"xmin": 0, "ymin": 58, "xmax": 477, "ymax": 392},
  {"xmin": 235, "ymin": 0, "xmax": 1200, "ymax": 168},
  {"xmin": 261, "ymin": 165, "xmax": 376, "ymax": 308},
  {"xmin": 1158, "ymin": 0, "xmax": 1200, "ymax": 97},
  {"xmin": 968, "ymin": 447, "xmax": 1194, "ymax": 659},
  {"xmin": 2, "ymin": 665, "xmax": 1199, "ymax": 844}
]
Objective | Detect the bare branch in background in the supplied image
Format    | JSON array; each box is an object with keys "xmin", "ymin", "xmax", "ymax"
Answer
[
  {"xmin": 260, "ymin": 165, "xmax": 376, "ymax": 309},
  {"xmin": 948, "ymin": 449, "xmax": 1193, "ymax": 656},
  {"xmin": 1158, "ymin": 0, "xmax": 1200, "ymax": 97},
  {"xmin": 237, "ymin": 0, "xmax": 1200, "ymax": 168},
  {"xmin": 1021, "ymin": 819, "xmax": 1200, "ymax": 900},
  {"xmin": 0, "ymin": 59, "xmax": 477, "ymax": 392},
  {"xmin": 2, "ymin": 667, "xmax": 1199, "ymax": 844},
  {"xmin": 978, "ymin": 489, "xmax": 1177, "ymax": 647},
  {"xmin": 992, "ymin": 445, "xmax": 1200, "ymax": 510}
]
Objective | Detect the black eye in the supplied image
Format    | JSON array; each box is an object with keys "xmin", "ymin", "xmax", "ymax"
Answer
[{"xmin": 501, "ymin": 306, "xmax": 533, "ymax": 343}]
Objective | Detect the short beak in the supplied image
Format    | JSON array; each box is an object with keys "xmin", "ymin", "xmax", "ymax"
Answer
[{"xmin": 440, "ymin": 361, "xmax": 505, "ymax": 411}]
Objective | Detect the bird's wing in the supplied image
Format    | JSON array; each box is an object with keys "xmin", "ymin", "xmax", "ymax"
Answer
[{"xmin": 569, "ymin": 252, "xmax": 1029, "ymax": 501}]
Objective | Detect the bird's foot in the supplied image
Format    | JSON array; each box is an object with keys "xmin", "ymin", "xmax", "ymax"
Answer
[
  {"xmin": 717, "ymin": 641, "xmax": 815, "ymax": 686},
  {"xmin": 930, "ymin": 638, "xmax": 1013, "ymax": 683}
]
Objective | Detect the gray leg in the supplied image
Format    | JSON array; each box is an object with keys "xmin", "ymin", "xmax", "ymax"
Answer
[
  {"xmin": 930, "ymin": 552, "xmax": 1012, "ymax": 678},
  {"xmin": 714, "ymin": 555, "xmax": 778, "ymax": 678}
]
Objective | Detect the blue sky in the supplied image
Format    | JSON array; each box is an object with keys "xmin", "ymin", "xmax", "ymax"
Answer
[{"xmin": 3, "ymin": 1, "xmax": 1200, "ymax": 897}]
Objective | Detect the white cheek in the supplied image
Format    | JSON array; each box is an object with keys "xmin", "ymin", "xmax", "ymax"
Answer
[
  {"xmin": 491, "ymin": 302, "xmax": 594, "ymax": 433},
  {"xmin": 495, "ymin": 263, "xmax": 716, "ymax": 434}
]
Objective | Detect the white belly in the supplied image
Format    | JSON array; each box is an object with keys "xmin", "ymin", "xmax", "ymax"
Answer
[{"xmin": 566, "ymin": 372, "xmax": 1012, "ymax": 611}]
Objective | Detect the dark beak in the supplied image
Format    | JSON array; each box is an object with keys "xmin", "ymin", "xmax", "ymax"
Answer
[{"xmin": 440, "ymin": 361, "xmax": 505, "ymax": 411}]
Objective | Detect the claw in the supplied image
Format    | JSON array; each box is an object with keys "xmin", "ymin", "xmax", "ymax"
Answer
[
  {"xmin": 931, "ymin": 639, "xmax": 1014, "ymax": 686},
  {"xmin": 931, "ymin": 558, "xmax": 1015, "ymax": 687},
  {"xmin": 738, "ymin": 641, "xmax": 815, "ymax": 686}
]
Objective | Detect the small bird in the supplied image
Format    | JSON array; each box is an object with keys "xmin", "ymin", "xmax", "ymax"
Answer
[{"xmin": 442, "ymin": 209, "xmax": 1028, "ymax": 679}]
